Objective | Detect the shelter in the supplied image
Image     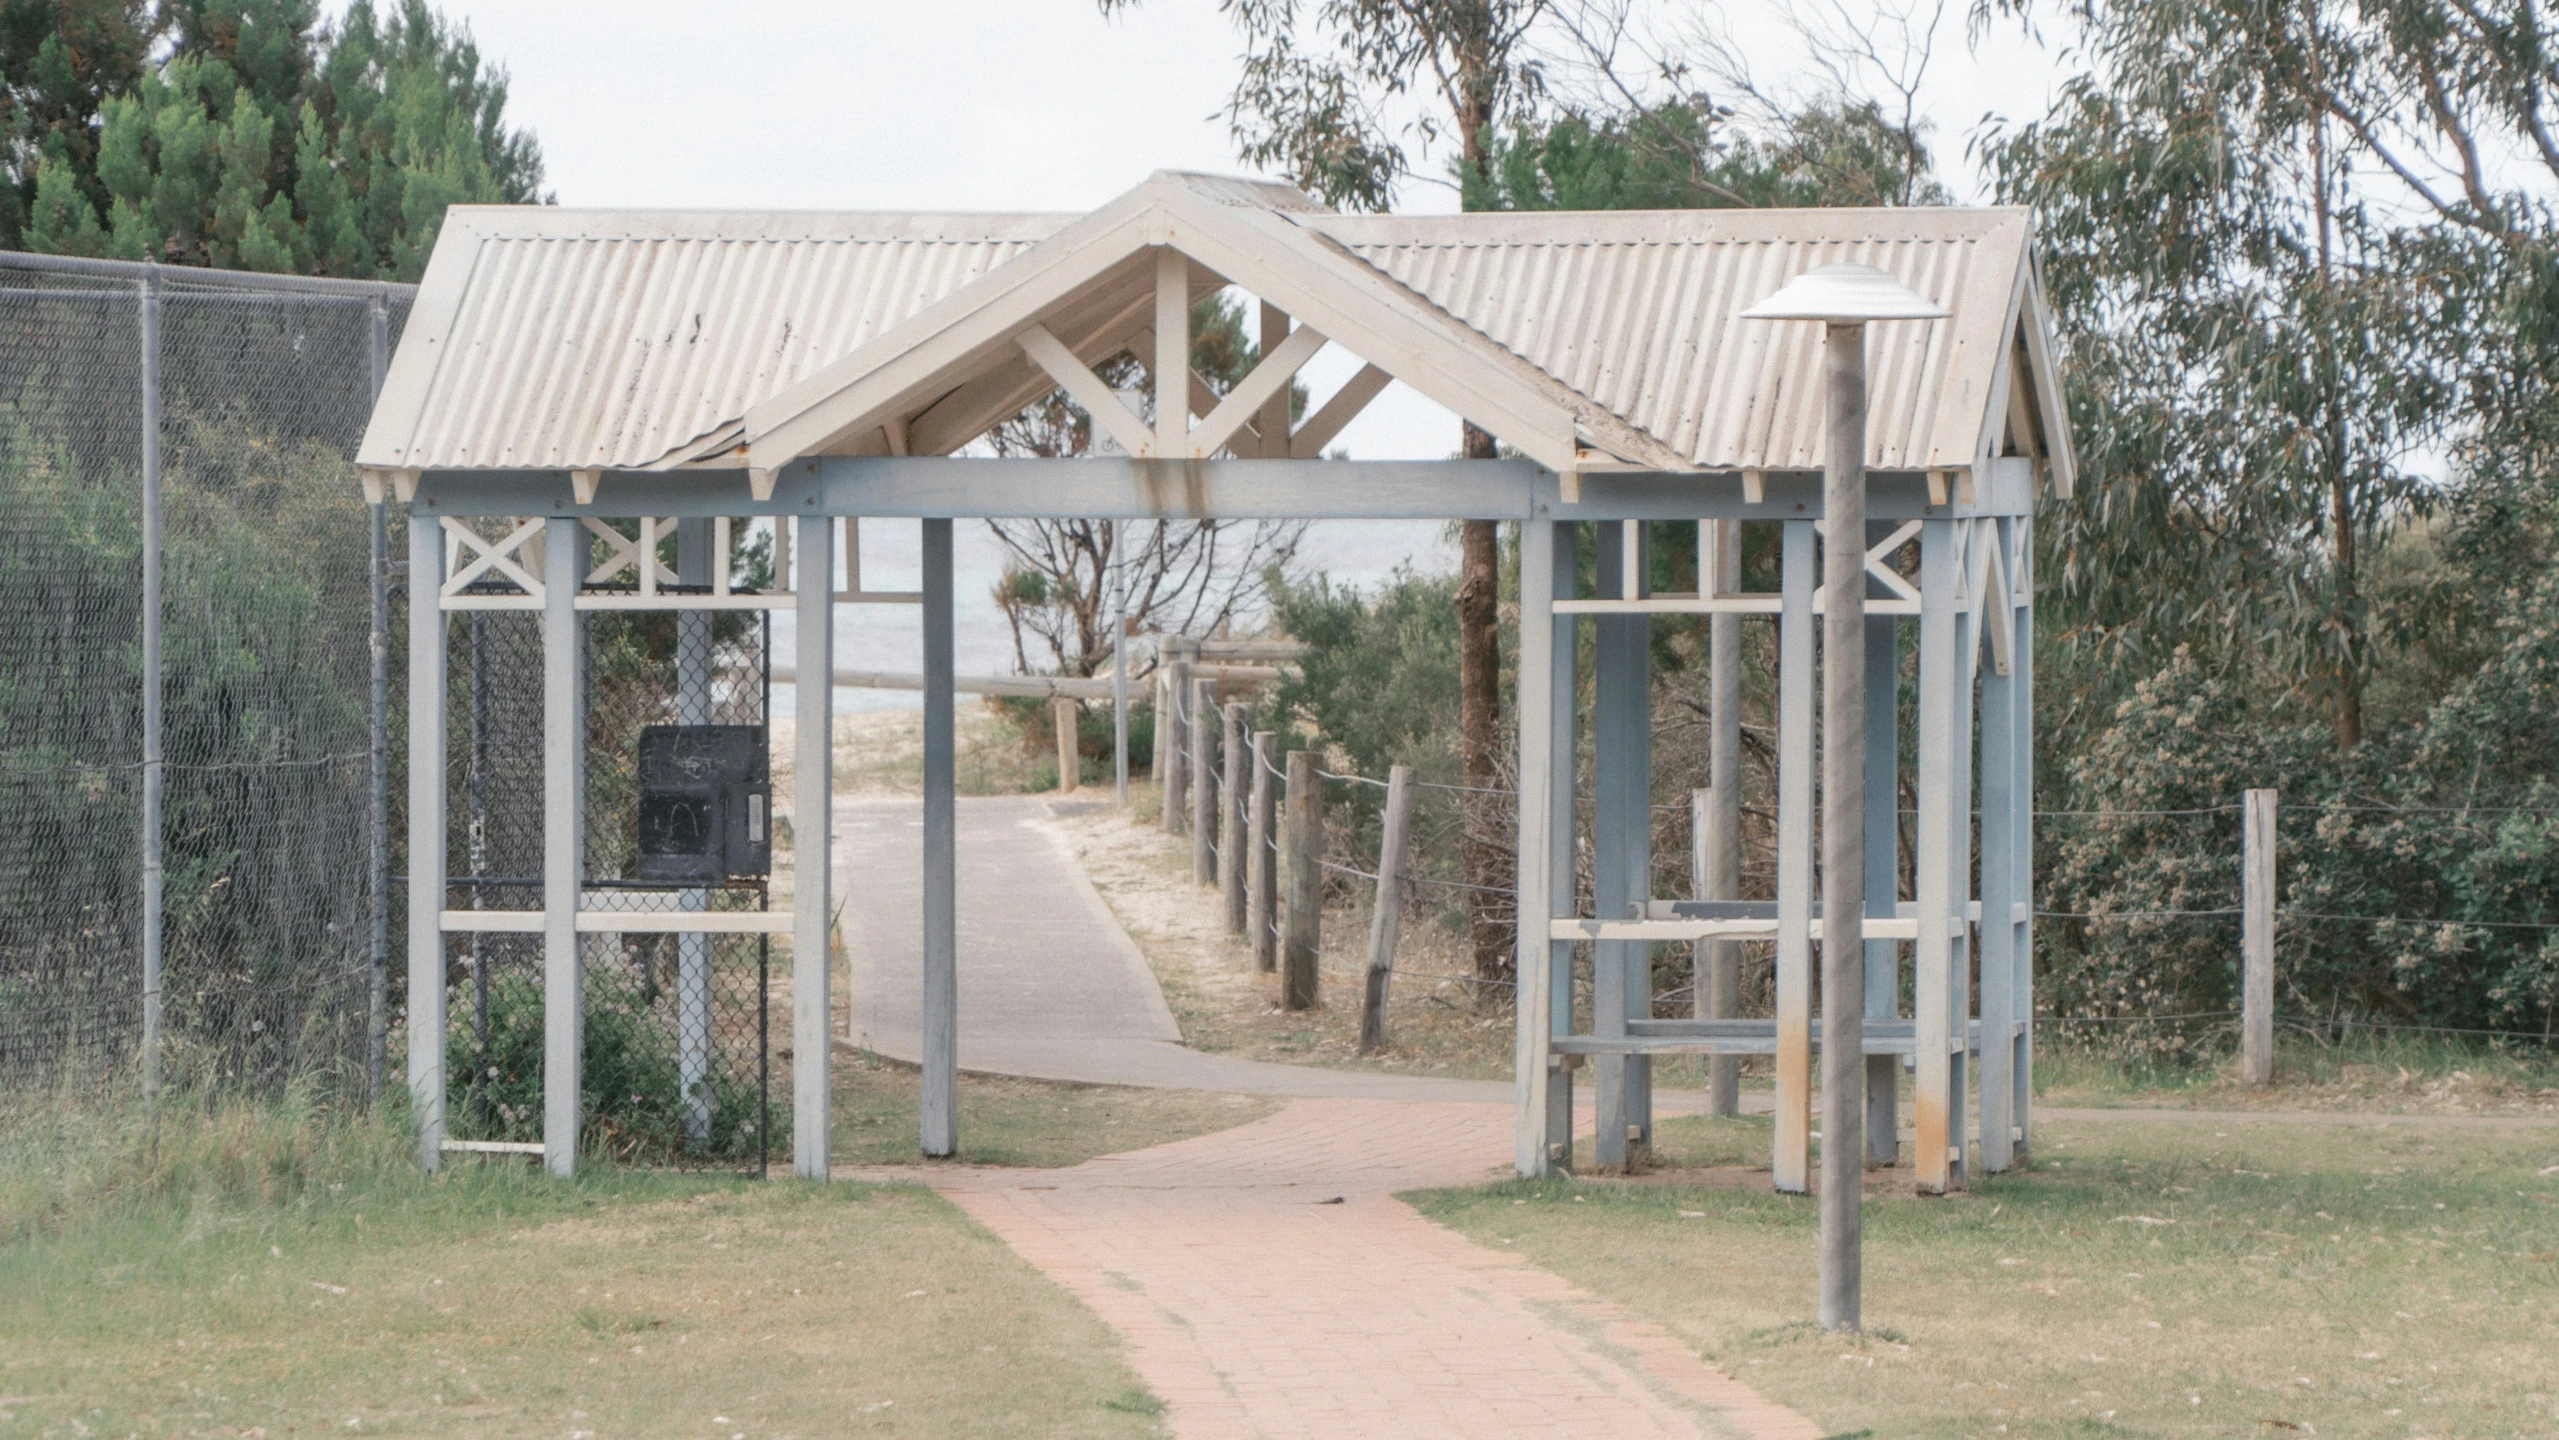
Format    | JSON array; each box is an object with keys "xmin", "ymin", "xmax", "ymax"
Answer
[{"xmin": 360, "ymin": 171, "xmax": 2073, "ymax": 1191}]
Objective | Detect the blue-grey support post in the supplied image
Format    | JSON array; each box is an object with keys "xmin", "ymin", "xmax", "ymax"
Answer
[
  {"xmin": 407, "ymin": 515, "xmax": 448, "ymax": 1170},
  {"xmin": 1912, "ymin": 519, "xmax": 1963, "ymax": 1194},
  {"xmin": 793, "ymin": 513, "xmax": 834, "ymax": 1178},
  {"xmin": 1111, "ymin": 520, "xmax": 1129, "ymax": 805},
  {"xmin": 2012, "ymin": 524, "xmax": 2037, "ymax": 1162},
  {"xmin": 1864, "ymin": 585, "xmax": 1902, "ymax": 1167},
  {"xmin": 1977, "ymin": 517, "xmax": 2029, "ymax": 1172},
  {"xmin": 1947, "ymin": 552, "xmax": 1977, "ymax": 1189},
  {"xmin": 138, "ymin": 272, "xmax": 163, "ymax": 1106},
  {"xmin": 1512, "ymin": 519, "xmax": 1563, "ymax": 1177},
  {"xmin": 1545, "ymin": 524, "xmax": 1580, "ymax": 1169},
  {"xmin": 542, "ymin": 519, "xmax": 583, "ymax": 1178},
  {"xmin": 1772, "ymin": 520, "xmax": 1816, "ymax": 1193},
  {"xmin": 1593, "ymin": 522, "xmax": 1651, "ymax": 1170},
  {"xmin": 676, "ymin": 520, "xmax": 714, "ymax": 1144},
  {"xmin": 1702, "ymin": 519, "xmax": 1743, "ymax": 1116},
  {"xmin": 921, "ymin": 517, "xmax": 958, "ymax": 1158}
]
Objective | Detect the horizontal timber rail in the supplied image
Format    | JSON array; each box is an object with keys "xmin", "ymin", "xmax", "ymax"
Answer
[
  {"xmin": 773, "ymin": 664, "xmax": 1281, "ymax": 699},
  {"xmin": 1554, "ymin": 1018, "xmax": 2016, "ymax": 1057},
  {"xmin": 438, "ymin": 910, "xmax": 790, "ymax": 935},
  {"xmin": 407, "ymin": 456, "xmax": 2042, "ymax": 523}
]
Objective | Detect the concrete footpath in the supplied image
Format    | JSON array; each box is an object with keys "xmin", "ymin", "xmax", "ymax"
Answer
[
  {"xmin": 836, "ymin": 794, "xmax": 1517, "ymax": 1102},
  {"xmin": 832, "ymin": 795, "xmax": 1823, "ymax": 1439}
]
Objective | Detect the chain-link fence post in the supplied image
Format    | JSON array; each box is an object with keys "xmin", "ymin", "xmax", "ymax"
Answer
[
  {"xmin": 367, "ymin": 295, "xmax": 391, "ymax": 1106},
  {"xmin": 138, "ymin": 269, "xmax": 164, "ymax": 1108}
]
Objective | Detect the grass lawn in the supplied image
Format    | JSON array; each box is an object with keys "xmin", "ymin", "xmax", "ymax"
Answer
[
  {"xmin": 831, "ymin": 1052, "xmax": 1278, "ymax": 1168},
  {"xmin": 2034, "ymin": 1035, "xmax": 2559, "ymax": 1118},
  {"xmin": 1, "ymin": 1101, "xmax": 1165, "ymax": 1438},
  {"xmin": 1415, "ymin": 1113, "xmax": 2559, "ymax": 1438}
]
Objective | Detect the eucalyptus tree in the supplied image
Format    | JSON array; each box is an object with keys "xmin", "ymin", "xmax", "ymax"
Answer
[
  {"xmin": 1985, "ymin": 2, "xmax": 2453, "ymax": 749},
  {"xmin": 1100, "ymin": 0, "xmax": 1554, "ymax": 982}
]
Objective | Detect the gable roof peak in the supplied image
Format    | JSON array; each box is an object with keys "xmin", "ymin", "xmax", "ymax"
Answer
[{"xmin": 1136, "ymin": 170, "xmax": 1331, "ymax": 214}]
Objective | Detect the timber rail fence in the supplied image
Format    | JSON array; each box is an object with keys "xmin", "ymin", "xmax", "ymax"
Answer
[{"xmin": 1155, "ymin": 681, "xmax": 2559, "ymax": 1066}]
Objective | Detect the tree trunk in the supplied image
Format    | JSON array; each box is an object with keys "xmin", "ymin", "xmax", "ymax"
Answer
[
  {"xmin": 1454, "ymin": 85, "xmax": 1512, "ymax": 987},
  {"xmin": 1457, "ymin": 428, "xmax": 1507, "ymax": 984},
  {"xmin": 2331, "ymin": 464, "xmax": 2361, "ymax": 748}
]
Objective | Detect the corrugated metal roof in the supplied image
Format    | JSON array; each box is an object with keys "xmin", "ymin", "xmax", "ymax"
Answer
[
  {"xmin": 360, "ymin": 208, "xmax": 1068, "ymax": 471},
  {"xmin": 363, "ymin": 177, "xmax": 2064, "ymax": 485},
  {"xmin": 1312, "ymin": 208, "xmax": 2029, "ymax": 472}
]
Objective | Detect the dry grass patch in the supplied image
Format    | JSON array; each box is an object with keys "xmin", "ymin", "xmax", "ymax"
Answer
[
  {"xmin": 1050, "ymin": 792, "xmax": 1521, "ymax": 1079},
  {"xmin": 775, "ymin": 707, "xmax": 1044, "ymax": 800},
  {"xmin": 831, "ymin": 1052, "xmax": 1278, "ymax": 1168},
  {"xmin": 1, "ymin": 1099, "xmax": 1164, "ymax": 1438},
  {"xmin": 1417, "ymin": 1113, "xmax": 2559, "ymax": 1438}
]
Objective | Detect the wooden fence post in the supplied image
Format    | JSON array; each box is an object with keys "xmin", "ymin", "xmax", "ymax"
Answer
[
  {"xmin": 1359, "ymin": 763, "xmax": 1416, "ymax": 1054},
  {"xmin": 1693, "ymin": 786, "xmax": 1742, "ymax": 1115},
  {"xmin": 1161, "ymin": 657, "xmax": 1190, "ymax": 832},
  {"xmin": 2242, "ymin": 787, "xmax": 2277, "ymax": 1088},
  {"xmin": 1191, "ymin": 677, "xmax": 1218, "ymax": 884},
  {"xmin": 1052, "ymin": 697, "xmax": 1080, "ymax": 793},
  {"xmin": 1221, "ymin": 702, "xmax": 1249, "ymax": 932},
  {"xmin": 1249, "ymin": 730, "xmax": 1278, "ymax": 972},
  {"xmin": 1283, "ymin": 748, "xmax": 1322, "ymax": 1010}
]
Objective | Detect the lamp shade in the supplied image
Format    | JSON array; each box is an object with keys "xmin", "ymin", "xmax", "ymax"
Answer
[{"xmin": 1739, "ymin": 263, "xmax": 1948, "ymax": 322}]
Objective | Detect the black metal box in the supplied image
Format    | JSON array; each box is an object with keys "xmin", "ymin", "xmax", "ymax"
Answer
[{"xmin": 635, "ymin": 724, "xmax": 771, "ymax": 883}]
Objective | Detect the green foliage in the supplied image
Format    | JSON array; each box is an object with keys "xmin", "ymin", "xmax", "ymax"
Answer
[
  {"xmin": 7, "ymin": 0, "xmax": 544, "ymax": 276},
  {"xmin": 993, "ymin": 694, "xmax": 1154, "ymax": 786},
  {"xmin": 448, "ymin": 966, "xmax": 772, "ymax": 1165},
  {"xmin": 1467, "ymin": 97, "xmax": 1952, "ymax": 212},
  {"xmin": 0, "ymin": 0, "xmax": 155, "ymax": 246},
  {"xmin": 1988, "ymin": 0, "xmax": 2559, "ymax": 1046},
  {"xmin": 2045, "ymin": 644, "xmax": 2559, "ymax": 1048},
  {"xmin": 1, "ymin": 393, "xmax": 377, "ymax": 1085},
  {"xmin": 1265, "ymin": 565, "xmax": 1464, "ymax": 785}
]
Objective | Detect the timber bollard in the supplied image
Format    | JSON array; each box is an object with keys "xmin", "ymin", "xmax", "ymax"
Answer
[
  {"xmin": 1220, "ymin": 701, "xmax": 1249, "ymax": 933},
  {"xmin": 1248, "ymin": 729, "xmax": 1278, "ymax": 972},
  {"xmin": 1161, "ymin": 658, "xmax": 1190, "ymax": 832},
  {"xmin": 1190, "ymin": 678, "xmax": 1218, "ymax": 884},
  {"xmin": 1695, "ymin": 786, "xmax": 1741, "ymax": 1115},
  {"xmin": 1282, "ymin": 748, "xmax": 1322, "ymax": 1010},
  {"xmin": 1359, "ymin": 763, "xmax": 1416, "ymax": 1054},
  {"xmin": 1052, "ymin": 697, "xmax": 1079, "ymax": 793},
  {"xmin": 2242, "ymin": 787, "xmax": 2277, "ymax": 1087}
]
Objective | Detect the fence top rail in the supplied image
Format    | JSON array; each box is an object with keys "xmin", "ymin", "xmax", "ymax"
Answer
[{"xmin": 0, "ymin": 248, "xmax": 416, "ymax": 301}]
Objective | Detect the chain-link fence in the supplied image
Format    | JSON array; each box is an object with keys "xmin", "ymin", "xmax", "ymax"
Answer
[
  {"xmin": 0, "ymin": 251, "xmax": 411, "ymax": 1104},
  {"xmin": 433, "ymin": 577, "xmax": 777, "ymax": 1173}
]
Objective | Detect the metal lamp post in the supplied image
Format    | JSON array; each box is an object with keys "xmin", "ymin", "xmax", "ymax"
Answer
[{"xmin": 1741, "ymin": 263, "xmax": 1948, "ymax": 1333}]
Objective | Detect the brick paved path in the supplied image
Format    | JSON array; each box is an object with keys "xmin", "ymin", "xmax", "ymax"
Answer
[{"xmin": 868, "ymin": 1097, "xmax": 1824, "ymax": 1439}]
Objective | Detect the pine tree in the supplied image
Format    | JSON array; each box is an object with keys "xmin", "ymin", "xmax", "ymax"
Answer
[
  {"xmin": 6, "ymin": 0, "xmax": 544, "ymax": 278},
  {"xmin": 1, "ymin": 0, "xmax": 157, "ymax": 246}
]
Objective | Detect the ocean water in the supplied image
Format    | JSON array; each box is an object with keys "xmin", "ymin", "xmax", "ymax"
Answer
[{"xmin": 768, "ymin": 516, "xmax": 1458, "ymax": 717}]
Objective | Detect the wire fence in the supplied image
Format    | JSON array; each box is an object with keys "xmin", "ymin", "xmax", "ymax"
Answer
[
  {"xmin": 0, "ymin": 251, "xmax": 412, "ymax": 1103},
  {"xmin": 1164, "ymin": 678, "xmax": 2559, "ymax": 1055},
  {"xmin": 436, "ymin": 589, "xmax": 779, "ymax": 1172}
]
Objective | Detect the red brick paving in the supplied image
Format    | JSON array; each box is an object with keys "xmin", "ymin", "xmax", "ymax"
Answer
[{"xmin": 861, "ymin": 1097, "xmax": 1824, "ymax": 1439}]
